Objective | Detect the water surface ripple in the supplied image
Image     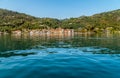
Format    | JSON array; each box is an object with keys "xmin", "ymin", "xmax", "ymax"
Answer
[{"xmin": 0, "ymin": 34, "xmax": 120, "ymax": 78}]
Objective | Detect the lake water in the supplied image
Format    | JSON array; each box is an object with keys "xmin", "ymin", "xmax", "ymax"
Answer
[{"xmin": 0, "ymin": 33, "xmax": 120, "ymax": 78}]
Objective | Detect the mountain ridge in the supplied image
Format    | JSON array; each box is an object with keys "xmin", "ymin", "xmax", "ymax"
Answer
[{"xmin": 0, "ymin": 8, "xmax": 120, "ymax": 33}]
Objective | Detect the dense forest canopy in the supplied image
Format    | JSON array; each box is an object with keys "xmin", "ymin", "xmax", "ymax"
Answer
[{"xmin": 0, "ymin": 8, "xmax": 120, "ymax": 33}]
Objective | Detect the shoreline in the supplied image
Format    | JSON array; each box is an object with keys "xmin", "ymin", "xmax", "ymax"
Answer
[
  {"xmin": 0, "ymin": 28, "xmax": 120, "ymax": 36},
  {"xmin": 0, "ymin": 29, "xmax": 74, "ymax": 36}
]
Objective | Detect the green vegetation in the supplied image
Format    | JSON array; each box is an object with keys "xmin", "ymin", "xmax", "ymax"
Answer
[{"xmin": 0, "ymin": 8, "xmax": 120, "ymax": 33}]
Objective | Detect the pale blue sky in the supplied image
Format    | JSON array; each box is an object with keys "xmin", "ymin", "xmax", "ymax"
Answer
[{"xmin": 0, "ymin": 0, "xmax": 120, "ymax": 19}]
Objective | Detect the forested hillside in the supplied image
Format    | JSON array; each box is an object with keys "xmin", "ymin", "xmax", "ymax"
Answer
[
  {"xmin": 0, "ymin": 8, "xmax": 120, "ymax": 33},
  {"xmin": 64, "ymin": 9, "xmax": 120, "ymax": 32},
  {"xmin": 0, "ymin": 9, "xmax": 60, "ymax": 32}
]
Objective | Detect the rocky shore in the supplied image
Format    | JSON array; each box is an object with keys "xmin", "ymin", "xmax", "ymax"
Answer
[{"xmin": 0, "ymin": 28, "xmax": 74, "ymax": 36}]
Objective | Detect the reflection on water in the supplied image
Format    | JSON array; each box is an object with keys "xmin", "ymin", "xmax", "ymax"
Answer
[{"xmin": 0, "ymin": 33, "xmax": 120, "ymax": 78}]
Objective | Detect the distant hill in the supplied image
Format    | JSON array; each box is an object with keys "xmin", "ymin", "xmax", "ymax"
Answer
[
  {"xmin": 0, "ymin": 8, "xmax": 120, "ymax": 33},
  {"xmin": 0, "ymin": 9, "xmax": 60, "ymax": 32},
  {"xmin": 61, "ymin": 9, "xmax": 120, "ymax": 32}
]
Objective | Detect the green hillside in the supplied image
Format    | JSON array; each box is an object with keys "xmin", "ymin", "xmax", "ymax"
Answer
[
  {"xmin": 61, "ymin": 9, "xmax": 120, "ymax": 32},
  {"xmin": 0, "ymin": 9, "xmax": 60, "ymax": 32},
  {"xmin": 0, "ymin": 8, "xmax": 120, "ymax": 33}
]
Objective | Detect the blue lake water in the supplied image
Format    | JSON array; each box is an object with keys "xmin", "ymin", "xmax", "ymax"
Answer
[{"xmin": 0, "ymin": 33, "xmax": 120, "ymax": 78}]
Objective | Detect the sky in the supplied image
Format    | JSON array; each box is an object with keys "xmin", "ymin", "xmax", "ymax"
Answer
[{"xmin": 0, "ymin": 0, "xmax": 120, "ymax": 19}]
